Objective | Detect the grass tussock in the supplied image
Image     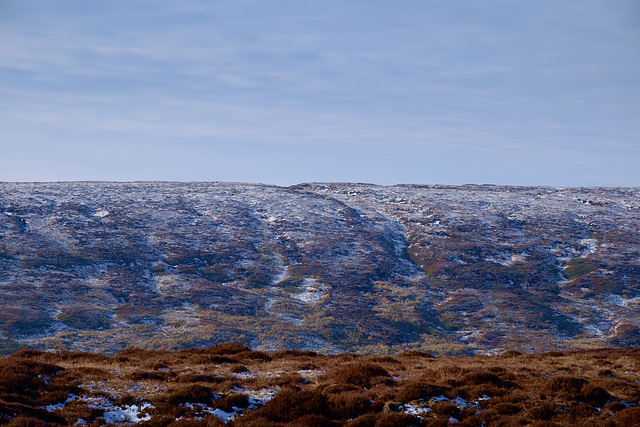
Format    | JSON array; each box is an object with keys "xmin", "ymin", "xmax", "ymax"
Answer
[{"xmin": 0, "ymin": 345, "xmax": 639, "ymax": 425}]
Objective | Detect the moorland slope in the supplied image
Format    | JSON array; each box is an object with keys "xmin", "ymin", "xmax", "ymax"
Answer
[{"xmin": 0, "ymin": 182, "xmax": 638, "ymax": 355}]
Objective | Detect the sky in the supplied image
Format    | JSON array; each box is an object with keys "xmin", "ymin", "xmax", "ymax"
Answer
[{"xmin": 0, "ymin": 0, "xmax": 639, "ymax": 186}]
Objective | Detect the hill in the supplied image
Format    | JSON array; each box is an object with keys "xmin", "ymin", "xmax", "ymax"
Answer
[{"xmin": 0, "ymin": 182, "xmax": 639, "ymax": 355}]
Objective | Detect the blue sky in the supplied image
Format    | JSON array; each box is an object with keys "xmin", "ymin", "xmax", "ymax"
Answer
[{"xmin": 1, "ymin": 0, "xmax": 638, "ymax": 186}]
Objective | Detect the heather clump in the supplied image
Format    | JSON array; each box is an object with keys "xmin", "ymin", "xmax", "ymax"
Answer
[
  {"xmin": 0, "ymin": 344, "xmax": 638, "ymax": 425},
  {"xmin": 329, "ymin": 362, "xmax": 390, "ymax": 388},
  {"xmin": 395, "ymin": 382, "xmax": 452, "ymax": 402}
]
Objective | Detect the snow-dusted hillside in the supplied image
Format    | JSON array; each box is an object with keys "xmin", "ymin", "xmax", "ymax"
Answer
[{"xmin": 0, "ymin": 182, "xmax": 638, "ymax": 355}]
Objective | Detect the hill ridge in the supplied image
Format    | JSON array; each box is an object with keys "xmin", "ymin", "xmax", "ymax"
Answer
[{"xmin": 0, "ymin": 182, "xmax": 638, "ymax": 355}]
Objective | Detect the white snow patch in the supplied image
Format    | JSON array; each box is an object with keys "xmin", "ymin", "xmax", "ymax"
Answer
[
  {"xmin": 181, "ymin": 388, "xmax": 277, "ymax": 423},
  {"xmin": 263, "ymin": 298, "xmax": 303, "ymax": 325},
  {"xmin": 103, "ymin": 403, "xmax": 153, "ymax": 425},
  {"xmin": 83, "ymin": 396, "xmax": 153, "ymax": 425},
  {"xmin": 607, "ymin": 294, "xmax": 632, "ymax": 307},
  {"xmin": 232, "ymin": 371, "xmax": 256, "ymax": 379},
  {"xmin": 486, "ymin": 252, "xmax": 527, "ymax": 266},
  {"xmin": 292, "ymin": 278, "xmax": 327, "ymax": 304},
  {"xmin": 184, "ymin": 403, "xmax": 237, "ymax": 423},
  {"xmin": 583, "ymin": 322, "xmax": 611, "ymax": 338},
  {"xmin": 558, "ymin": 238, "xmax": 598, "ymax": 265},
  {"xmin": 245, "ymin": 388, "xmax": 278, "ymax": 406},
  {"xmin": 403, "ymin": 403, "xmax": 432, "ymax": 415},
  {"xmin": 93, "ymin": 208, "xmax": 110, "ymax": 218},
  {"xmin": 580, "ymin": 238, "xmax": 597, "ymax": 257},
  {"xmin": 298, "ymin": 369, "xmax": 325, "ymax": 380},
  {"xmin": 271, "ymin": 261, "xmax": 288, "ymax": 285},
  {"xmin": 509, "ymin": 254, "xmax": 527, "ymax": 264},
  {"xmin": 211, "ymin": 408, "xmax": 236, "ymax": 423},
  {"xmin": 44, "ymin": 394, "xmax": 77, "ymax": 412}
]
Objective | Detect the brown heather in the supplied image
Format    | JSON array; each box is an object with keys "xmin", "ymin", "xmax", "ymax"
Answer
[{"xmin": 1, "ymin": 345, "xmax": 640, "ymax": 426}]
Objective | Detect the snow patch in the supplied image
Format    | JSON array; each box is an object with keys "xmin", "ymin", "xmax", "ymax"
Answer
[
  {"xmin": 103, "ymin": 403, "xmax": 153, "ymax": 425},
  {"xmin": 93, "ymin": 208, "xmax": 110, "ymax": 218},
  {"xmin": 44, "ymin": 394, "xmax": 77, "ymax": 412},
  {"xmin": 211, "ymin": 408, "xmax": 236, "ymax": 423},
  {"xmin": 182, "ymin": 388, "xmax": 277, "ymax": 423},
  {"xmin": 403, "ymin": 403, "xmax": 432, "ymax": 415},
  {"xmin": 579, "ymin": 238, "xmax": 597, "ymax": 257},
  {"xmin": 245, "ymin": 388, "xmax": 278, "ymax": 405},
  {"xmin": 556, "ymin": 238, "xmax": 598, "ymax": 265},
  {"xmin": 292, "ymin": 278, "xmax": 328, "ymax": 304},
  {"xmin": 298, "ymin": 369, "xmax": 325, "ymax": 379},
  {"xmin": 486, "ymin": 252, "xmax": 527, "ymax": 266},
  {"xmin": 81, "ymin": 395, "xmax": 153, "ymax": 424},
  {"xmin": 264, "ymin": 295, "xmax": 305, "ymax": 325},
  {"xmin": 231, "ymin": 371, "xmax": 256, "ymax": 379}
]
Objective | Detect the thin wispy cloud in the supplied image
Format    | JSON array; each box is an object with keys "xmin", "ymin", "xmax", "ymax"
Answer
[{"xmin": 1, "ymin": 0, "xmax": 638, "ymax": 185}]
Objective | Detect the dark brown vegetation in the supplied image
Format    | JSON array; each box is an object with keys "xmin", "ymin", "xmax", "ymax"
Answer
[{"xmin": 1, "ymin": 344, "xmax": 639, "ymax": 426}]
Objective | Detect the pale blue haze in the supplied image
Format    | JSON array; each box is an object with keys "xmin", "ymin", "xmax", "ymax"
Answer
[{"xmin": 1, "ymin": 0, "xmax": 638, "ymax": 185}]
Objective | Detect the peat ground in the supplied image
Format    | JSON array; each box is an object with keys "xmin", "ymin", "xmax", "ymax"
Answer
[{"xmin": 1, "ymin": 344, "xmax": 640, "ymax": 426}]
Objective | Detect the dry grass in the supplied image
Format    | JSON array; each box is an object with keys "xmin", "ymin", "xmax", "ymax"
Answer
[{"xmin": 0, "ymin": 345, "xmax": 639, "ymax": 425}]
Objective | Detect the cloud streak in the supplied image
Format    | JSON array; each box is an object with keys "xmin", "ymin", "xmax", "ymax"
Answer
[{"xmin": 0, "ymin": 0, "xmax": 638, "ymax": 185}]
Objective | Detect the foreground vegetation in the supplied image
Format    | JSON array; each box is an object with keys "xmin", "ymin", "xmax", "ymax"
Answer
[{"xmin": 1, "ymin": 344, "xmax": 640, "ymax": 426}]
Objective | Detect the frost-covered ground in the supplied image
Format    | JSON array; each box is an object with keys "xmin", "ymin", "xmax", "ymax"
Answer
[{"xmin": 0, "ymin": 182, "xmax": 638, "ymax": 355}]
